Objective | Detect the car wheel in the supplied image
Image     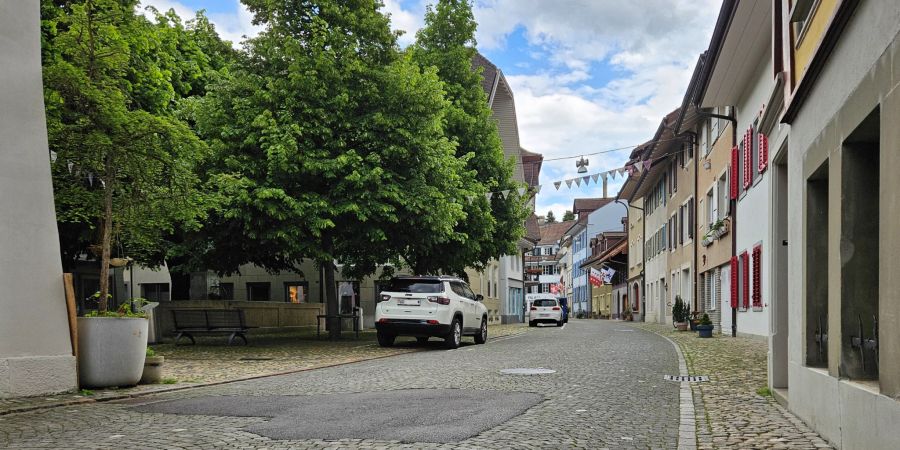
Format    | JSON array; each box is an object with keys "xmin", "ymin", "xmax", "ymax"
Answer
[
  {"xmin": 444, "ymin": 318, "xmax": 462, "ymax": 349},
  {"xmin": 474, "ymin": 317, "xmax": 487, "ymax": 344},
  {"xmin": 416, "ymin": 337, "xmax": 429, "ymax": 344},
  {"xmin": 377, "ymin": 331, "xmax": 395, "ymax": 347},
  {"xmin": 529, "ymin": 321, "xmax": 536, "ymax": 327}
]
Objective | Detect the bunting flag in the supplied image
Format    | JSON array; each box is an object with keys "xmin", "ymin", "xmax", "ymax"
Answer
[
  {"xmin": 501, "ymin": 189, "xmax": 510, "ymax": 198},
  {"xmin": 591, "ymin": 173, "xmax": 600, "ymax": 183},
  {"xmin": 618, "ymin": 167, "xmax": 627, "ymax": 177},
  {"xmin": 535, "ymin": 185, "xmax": 543, "ymax": 194},
  {"xmin": 565, "ymin": 179, "xmax": 574, "ymax": 188},
  {"xmin": 486, "ymin": 193, "xmax": 493, "ymax": 201},
  {"xmin": 644, "ymin": 160, "xmax": 652, "ymax": 171},
  {"xmin": 634, "ymin": 162, "xmax": 643, "ymax": 173},
  {"xmin": 574, "ymin": 178, "xmax": 582, "ymax": 187},
  {"xmin": 608, "ymin": 169, "xmax": 617, "ymax": 180},
  {"xmin": 517, "ymin": 187, "xmax": 527, "ymax": 196},
  {"xmin": 554, "ymin": 181, "xmax": 562, "ymax": 190},
  {"xmin": 626, "ymin": 164, "xmax": 636, "ymax": 176},
  {"xmin": 582, "ymin": 175, "xmax": 591, "ymax": 185}
]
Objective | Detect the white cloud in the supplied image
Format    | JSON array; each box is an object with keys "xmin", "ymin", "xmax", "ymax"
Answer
[{"xmin": 138, "ymin": 0, "xmax": 262, "ymax": 48}]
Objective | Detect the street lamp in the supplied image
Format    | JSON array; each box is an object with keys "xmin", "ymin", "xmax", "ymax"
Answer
[{"xmin": 576, "ymin": 156, "xmax": 589, "ymax": 174}]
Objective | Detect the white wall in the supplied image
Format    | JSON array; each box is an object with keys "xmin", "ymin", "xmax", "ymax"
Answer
[{"xmin": 0, "ymin": 0, "xmax": 78, "ymax": 398}]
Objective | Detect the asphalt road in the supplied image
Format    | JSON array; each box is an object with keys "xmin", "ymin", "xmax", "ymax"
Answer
[{"xmin": 0, "ymin": 320, "xmax": 681, "ymax": 449}]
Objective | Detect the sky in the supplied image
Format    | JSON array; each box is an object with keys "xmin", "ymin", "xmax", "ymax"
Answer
[{"xmin": 139, "ymin": 0, "xmax": 720, "ymax": 219}]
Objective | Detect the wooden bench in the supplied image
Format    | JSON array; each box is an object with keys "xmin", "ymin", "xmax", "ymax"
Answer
[{"xmin": 171, "ymin": 309, "xmax": 254, "ymax": 345}]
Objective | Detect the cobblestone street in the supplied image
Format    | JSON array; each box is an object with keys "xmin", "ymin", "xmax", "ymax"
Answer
[{"xmin": 0, "ymin": 321, "xmax": 833, "ymax": 449}]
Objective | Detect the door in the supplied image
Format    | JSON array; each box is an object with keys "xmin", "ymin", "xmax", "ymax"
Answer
[{"xmin": 451, "ymin": 281, "xmax": 477, "ymax": 330}]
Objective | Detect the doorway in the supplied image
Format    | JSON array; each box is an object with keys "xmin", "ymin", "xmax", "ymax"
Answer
[{"xmin": 772, "ymin": 145, "xmax": 789, "ymax": 389}]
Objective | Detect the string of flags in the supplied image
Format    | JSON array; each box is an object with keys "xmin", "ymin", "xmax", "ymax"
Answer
[{"xmin": 474, "ymin": 159, "xmax": 654, "ymax": 202}]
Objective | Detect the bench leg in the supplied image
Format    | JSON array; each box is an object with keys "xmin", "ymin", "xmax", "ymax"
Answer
[
  {"xmin": 175, "ymin": 332, "xmax": 195, "ymax": 346},
  {"xmin": 227, "ymin": 332, "xmax": 248, "ymax": 346}
]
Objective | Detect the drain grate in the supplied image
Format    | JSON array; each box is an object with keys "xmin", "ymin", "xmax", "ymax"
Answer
[
  {"xmin": 500, "ymin": 368, "xmax": 556, "ymax": 375},
  {"xmin": 664, "ymin": 375, "xmax": 709, "ymax": 382}
]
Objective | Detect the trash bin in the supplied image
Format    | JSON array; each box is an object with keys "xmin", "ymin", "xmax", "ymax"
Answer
[{"xmin": 141, "ymin": 302, "xmax": 160, "ymax": 344}]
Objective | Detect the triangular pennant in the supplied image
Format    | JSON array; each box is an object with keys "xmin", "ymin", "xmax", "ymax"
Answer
[
  {"xmin": 501, "ymin": 189, "xmax": 510, "ymax": 198},
  {"xmin": 574, "ymin": 178, "xmax": 582, "ymax": 187},
  {"xmin": 554, "ymin": 181, "xmax": 562, "ymax": 190},
  {"xmin": 591, "ymin": 173, "xmax": 600, "ymax": 183},
  {"xmin": 627, "ymin": 164, "xmax": 636, "ymax": 177},
  {"xmin": 608, "ymin": 170, "xmax": 617, "ymax": 180},
  {"xmin": 486, "ymin": 192, "xmax": 493, "ymax": 201},
  {"xmin": 618, "ymin": 167, "xmax": 627, "ymax": 177},
  {"xmin": 644, "ymin": 160, "xmax": 652, "ymax": 171},
  {"xmin": 565, "ymin": 179, "xmax": 574, "ymax": 188},
  {"xmin": 582, "ymin": 176, "xmax": 591, "ymax": 185},
  {"xmin": 517, "ymin": 187, "xmax": 527, "ymax": 196},
  {"xmin": 535, "ymin": 185, "xmax": 542, "ymax": 194}
]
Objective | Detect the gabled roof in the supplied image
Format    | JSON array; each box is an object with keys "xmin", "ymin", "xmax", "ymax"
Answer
[
  {"xmin": 521, "ymin": 148, "xmax": 543, "ymax": 188},
  {"xmin": 538, "ymin": 220, "xmax": 576, "ymax": 245},
  {"xmin": 472, "ymin": 52, "xmax": 499, "ymax": 101},
  {"xmin": 572, "ymin": 198, "xmax": 614, "ymax": 216}
]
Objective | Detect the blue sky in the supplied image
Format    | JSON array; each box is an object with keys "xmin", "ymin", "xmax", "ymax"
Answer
[{"xmin": 141, "ymin": 0, "xmax": 719, "ymax": 218}]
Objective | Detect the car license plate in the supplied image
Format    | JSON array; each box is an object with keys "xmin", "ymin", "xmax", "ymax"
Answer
[
  {"xmin": 398, "ymin": 299, "xmax": 420, "ymax": 306},
  {"xmin": 540, "ymin": 313, "xmax": 549, "ymax": 317}
]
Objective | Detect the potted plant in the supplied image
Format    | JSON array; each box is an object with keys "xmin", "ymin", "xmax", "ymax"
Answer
[
  {"xmin": 140, "ymin": 347, "xmax": 165, "ymax": 384},
  {"xmin": 672, "ymin": 296, "xmax": 689, "ymax": 331},
  {"xmin": 697, "ymin": 313, "xmax": 715, "ymax": 338},
  {"xmin": 77, "ymin": 295, "xmax": 149, "ymax": 388}
]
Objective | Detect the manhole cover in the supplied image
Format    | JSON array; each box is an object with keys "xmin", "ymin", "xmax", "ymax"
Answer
[
  {"xmin": 664, "ymin": 375, "xmax": 709, "ymax": 382},
  {"xmin": 500, "ymin": 368, "xmax": 556, "ymax": 375},
  {"xmin": 239, "ymin": 357, "xmax": 274, "ymax": 361}
]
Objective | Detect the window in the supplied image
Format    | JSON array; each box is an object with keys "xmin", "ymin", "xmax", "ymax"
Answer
[
  {"xmin": 687, "ymin": 198, "xmax": 694, "ymax": 240},
  {"xmin": 678, "ymin": 206, "xmax": 684, "ymax": 245},
  {"xmin": 717, "ymin": 172, "xmax": 728, "ymax": 219},
  {"xmin": 141, "ymin": 283, "xmax": 170, "ymax": 302},
  {"xmin": 385, "ymin": 279, "xmax": 443, "ymax": 293},
  {"xmin": 706, "ymin": 188, "xmax": 715, "ymax": 226},
  {"xmin": 209, "ymin": 282, "xmax": 233, "ymax": 300},
  {"xmin": 247, "ymin": 282, "xmax": 271, "ymax": 301},
  {"xmin": 285, "ymin": 281, "xmax": 309, "ymax": 303},
  {"xmin": 543, "ymin": 265, "xmax": 554, "ymax": 275}
]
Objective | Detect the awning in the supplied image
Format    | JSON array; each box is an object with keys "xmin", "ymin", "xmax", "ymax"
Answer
[{"xmin": 580, "ymin": 239, "xmax": 628, "ymax": 269}]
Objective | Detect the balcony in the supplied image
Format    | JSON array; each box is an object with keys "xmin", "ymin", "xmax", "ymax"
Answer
[{"xmin": 525, "ymin": 254, "xmax": 558, "ymax": 263}]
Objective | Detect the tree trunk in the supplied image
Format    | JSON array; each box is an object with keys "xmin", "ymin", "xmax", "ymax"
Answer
[
  {"xmin": 323, "ymin": 259, "xmax": 341, "ymax": 339},
  {"xmin": 97, "ymin": 159, "xmax": 114, "ymax": 313}
]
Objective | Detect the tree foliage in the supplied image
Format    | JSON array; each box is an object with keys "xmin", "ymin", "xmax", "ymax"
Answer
[
  {"xmin": 406, "ymin": 0, "xmax": 527, "ymax": 276},
  {"xmin": 562, "ymin": 210, "xmax": 575, "ymax": 221},
  {"xmin": 545, "ymin": 211, "xmax": 557, "ymax": 223},
  {"xmin": 41, "ymin": 0, "xmax": 227, "ymax": 309}
]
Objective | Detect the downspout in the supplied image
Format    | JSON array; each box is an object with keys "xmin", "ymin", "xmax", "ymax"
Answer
[
  {"xmin": 694, "ymin": 109, "xmax": 737, "ymax": 337},
  {"xmin": 622, "ymin": 200, "xmax": 645, "ymax": 321}
]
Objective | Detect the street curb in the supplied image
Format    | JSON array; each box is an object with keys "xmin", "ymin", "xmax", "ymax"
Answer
[
  {"xmin": 626, "ymin": 325, "xmax": 697, "ymax": 450},
  {"xmin": 0, "ymin": 349, "xmax": 420, "ymax": 417}
]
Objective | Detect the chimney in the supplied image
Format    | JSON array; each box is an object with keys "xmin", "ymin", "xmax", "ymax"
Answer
[{"xmin": 603, "ymin": 176, "xmax": 608, "ymax": 197}]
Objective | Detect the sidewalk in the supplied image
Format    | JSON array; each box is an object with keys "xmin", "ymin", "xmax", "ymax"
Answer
[
  {"xmin": 630, "ymin": 322, "xmax": 833, "ymax": 449},
  {"xmin": 0, "ymin": 323, "xmax": 529, "ymax": 416}
]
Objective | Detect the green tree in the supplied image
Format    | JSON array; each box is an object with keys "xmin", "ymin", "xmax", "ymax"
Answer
[
  {"xmin": 42, "ymin": 0, "xmax": 212, "ymax": 311},
  {"xmin": 189, "ymin": 0, "xmax": 472, "ymax": 337},
  {"xmin": 545, "ymin": 211, "xmax": 557, "ymax": 223},
  {"xmin": 562, "ymin": 210, "xmax": 575, "ymax": 221},
  {"xmin": 407, "ymin": 0, "xmax": 527, "ymax": 276}
]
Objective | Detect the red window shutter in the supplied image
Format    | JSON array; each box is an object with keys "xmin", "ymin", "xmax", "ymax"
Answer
[
  {"xmin": 758, "ymin": 133, "xmax": 768, "ymax": 173},
  {"xmin": 730, "ymin": 146, "xmax": 739, "ymax": 199},
  {"xmin": 743, "ymin": 129, "xmax": 752, "ymax": 189},
  {"xmin": 730, "ymin": 256, "xmax": 739, "ymax": 308},
  {"xmin": 741, "ymin": 251, "xmax": 750, "ymax": 309},
  {"xmin": 752, "ymin": 245, "xmax": 762, "ymax": 307}
]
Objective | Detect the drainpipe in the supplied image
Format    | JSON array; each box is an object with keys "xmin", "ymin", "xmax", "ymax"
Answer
[
  {"xmin": 622, "ymin": 200, "xmax": 645, "ymax": 321},
  {"xmin": 693, "ymin": 109, "xmax": 737, "ymax": 337}
]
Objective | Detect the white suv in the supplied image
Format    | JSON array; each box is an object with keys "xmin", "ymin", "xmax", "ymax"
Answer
[
  {"xmin": 375, "ymin": 276, "xmax": 488, "ymax": 349},
  {"xmin": 528, "ymin": 296, "xmax": 564, "ymax": 327}
]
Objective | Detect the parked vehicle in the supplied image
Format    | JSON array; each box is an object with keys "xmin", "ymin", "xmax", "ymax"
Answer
[
  {"xmin": 375, "ymin": 276, "xmax": 487, "ymax": 349},
  {"xmin": 527, "ymin": 295, "xmax": 564, "ymax": 327}
]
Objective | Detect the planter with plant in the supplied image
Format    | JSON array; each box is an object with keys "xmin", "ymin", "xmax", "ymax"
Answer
[
  {"xmin": 140, "ymin": 347, "xmax": 165, "ymax": 384},
  {"xmin": 77, "ymin": 295, "xmax": 149, "ymax": 388},
  {"xmin": 672, "ymin": 296, "xmax": 690, "ymax": 331},
  {"xmin": 696, "ymin": 313, "xmax": 715, "ymax": 338}
]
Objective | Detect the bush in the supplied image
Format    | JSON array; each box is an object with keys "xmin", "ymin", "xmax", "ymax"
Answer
[{"xmin": 700, "ymin": 313, "xmax": 712, "ymax": 326}]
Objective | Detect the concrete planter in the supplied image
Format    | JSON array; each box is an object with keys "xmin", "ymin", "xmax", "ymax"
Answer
[
  {"xmin": 675, "ymin": 322, "xmax": 689, "ymax": 331},
  {"xmin": 140, "ymin": 356, "xmax": 165, "ymax": 384},
  {"xmin": 77, "ymin": 317, "xmax": 148, "ymax": 388}
]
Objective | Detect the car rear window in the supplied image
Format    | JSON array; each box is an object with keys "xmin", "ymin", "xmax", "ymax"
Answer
[
  {"xmin": 532, "ymin": 299, "xmax": 557, "ymax": 307},
  {"xmin": 385, "ymin": 279, "xmax": 443, "ymax": 293}
]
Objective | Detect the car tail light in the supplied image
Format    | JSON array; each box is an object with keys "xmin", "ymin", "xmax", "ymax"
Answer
[
  {"xmin": 552, "ymin": 307, "xmax": 561, "ymax": 311},
  {"xmin": 426, "ymin": 320, "xmax": 440, "ymax": 325},
  {"xmin": 427, "ymin": 296, "xmax": 451, "ymax": 305},
  {"xmin": 381, "ymin": 294, "xmax": 391, "ymax": 302},
  {"xmin": 377, "ymin": 318, "xmax": 390, "ymax": 323},
  {"xmin": 530, "ymin": 306, "xmax": 537, "ymax": 311}
]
